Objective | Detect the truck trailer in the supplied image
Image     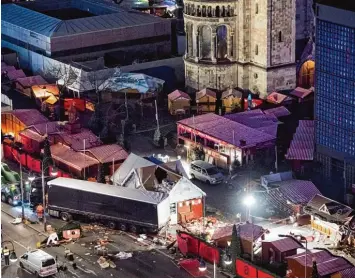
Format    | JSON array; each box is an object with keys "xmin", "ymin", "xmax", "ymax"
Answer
[{"xmin": 47, "ymin": 177, "xmax": 170, "ymax": 233}]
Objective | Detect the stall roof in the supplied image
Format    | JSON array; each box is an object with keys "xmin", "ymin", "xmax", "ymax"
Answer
[
  {"xmin": 16, "ymin": 76, "xmax": 47, "ymax": 88},
  {"xmin": 6, "ymin": 69, "xmax": 26, "ymax": 81},
  {"xmin": 264, "ymin": 106, "xmax": 291, "ymax": 118},
  {"xmin": 196, "ymin": 88, "xmax": 216, "ymax": 100},
  {"xmin": 50, "ymin": 143, "xmax": 99, "ymax": 171},
  {"xmin": 178, "ymin": 113, "xmax": 276, "ymax": 149},
  {"xmin": 2, "ymin": 65, "xmax": 16, "ymax": 74},
  {"xmin": 266, "ymin": 92, "xmax": 293, "ymax": 104},
  {"xmin": 286, "ymin": 250, "xmax": 353, "ymax": 277},
  {"xmin": 111, "ymin": 153, "xmax": 155, "ymax": 185},
  {"xmin": 307, "ymin": 194, "xmax": 354, "ymax": 220},
  {"xmin": 221, "ymin": 89, "xmax": 242, "ymax": 99},
  {"xmin": 211, "ymin": 223, "xmax": 264, "ymax": 242},
  {"xmin": 168, "ymin": 90, "xmax": 190, "ymax": 101},
  {"xmin": 9, "ymin": 109, "xmax": 49, "ymax": 126},
  {"xmin": 100, "ymin": 73, "xmax": 165, "ymax": 94},
  {"xmin": 169, "ymin": 177, "xmax": 205, "ymax": 203},
  {"xmin": 86, "ymin": 144, "xmax": 128, "ymax": 164},
  {"xmin": 289, "ymin": 87, "xmax": 314, "ymax": 99},
  {"xmin": 32, "ymin": 84, "xmax": 60, "ymax": 98},
  {"xmin": 265, "ymin": 237, "xmax": 303, "ymax": 252},
  {"xmin": 59, "ymin": 128, "xmax": 101, "ymax": 151},
  {"xmin": 47, "ymin": 177, "xmax": 168, "ymax": 205},
  {"xmin": 19, "ymin": 129, "xmax": 45, "ymax": 142}
]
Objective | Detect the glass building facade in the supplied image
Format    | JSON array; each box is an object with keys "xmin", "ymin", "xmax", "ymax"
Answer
[{"xmin": 315, "ymin": 19, "xmax": 355, "ymax": 157}]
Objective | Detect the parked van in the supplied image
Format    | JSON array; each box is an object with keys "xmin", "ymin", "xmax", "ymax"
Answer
[
  {"xmin": 190, "ymin": 160, "xmax": 224, "ymax": 184},
  {"xmin": 19, "ymin": 249, "xmax": 58, "ymax": 277}
]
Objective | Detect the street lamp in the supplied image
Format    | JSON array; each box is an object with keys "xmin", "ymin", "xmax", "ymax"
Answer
[
  {"xmin": 279, "ymin": 234, "xmax": 308, "ymax": 278},
  {"xmin": 12, "ymin": 142, "xmax": 25, "ymax": 221},
  {"xmin": 2, "ymin": 241, "xmax": 18, "ymax": 263},
  {"xmin": 243, "ymin": 195, "xmax": 255, "ymax": 262},
  {"xmin": 199, "ymin": 258, "xmax": 207, "ymax": 272},
  {"xmin": 36, "ymin": 158, "xmax": 58, "ymax": 232},
  {"xmin": 224, "ymin": 241, "xmax": 232, "ymax": 265}
]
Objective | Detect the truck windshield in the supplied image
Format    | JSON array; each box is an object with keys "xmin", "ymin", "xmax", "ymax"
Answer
[
  {"xmin": 42, "ymin": 258, "xmax": 55, "ymax": 267},
  {"xmin": 207, "ymin": 167, "xmax": 219, "ymax": 175}
]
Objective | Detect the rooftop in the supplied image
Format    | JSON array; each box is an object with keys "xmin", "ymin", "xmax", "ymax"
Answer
[
  {"xmin": 178, "ymin": 113, "xmax": 276, "ymax": 149},
  {"xmin": 5, "ymin": 109, "xmax": 49, "ymax": 127},
  {"xmin": 287, "ymin": 249, "xmax": 353, "ymax": 276},
  {"xmin": 2, "ymin": 0, "xmax": 166, "ymax": 38},
  {"xmin": 86, "ymin": 144, "xmax": 128, "ymax": 164},
  {"xmin": 50, "ymin": 143, "xmax": 99, "ymax": 171},
  {"xmin": 265, "ymin": 237, "xmax": 303, "ymax": 253},
  {"xmin": 285, "ymin": 120, "xmax": 314, "ymax": 161}
]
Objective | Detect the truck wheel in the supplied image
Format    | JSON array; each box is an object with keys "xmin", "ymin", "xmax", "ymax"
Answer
[
  {"xmin": 7, "ymin": 197, "xmax": 13, "ymax": 205},
  {"xmin": 19, "ymin": 262, "xmax": 24, "ymax": 268},
  {"xmin": 60, "ymin": 212, "xmax": 72, "ymax": 222},
  {"xmin": 129, "ymin": 225, "xmax": 138, "ymax": 234},
  {"xmin": 119, "ymin": 223, "xmax": 127, "ymax": 231},
  {"xmin": 108, "ymin": 221, "xmax": 116, "ymax": 230},
  {"xmin": 1, "ymin": 194, "xmax": 6, "ymax": 202}
]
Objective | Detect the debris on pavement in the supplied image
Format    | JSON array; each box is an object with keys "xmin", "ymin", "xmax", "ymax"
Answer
[
  {"xmin": 11, "ymin": 217, "xmax": 22, "ymax": 224},
  {"xmin": 97, "ymin": 257, "xmax": 110, "ymax": 269},
  {"xmin": 115, "ymin": 252, "xmax": 133, "ymax": 260}
]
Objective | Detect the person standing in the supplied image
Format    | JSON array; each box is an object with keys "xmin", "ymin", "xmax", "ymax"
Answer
[
  {"xmin": 3, "ymin": 246, "xmax": 10, "ymax": 266},
  {"xmin": 36, "ymin": 204, "xmax": 44, "ymax": 221}
]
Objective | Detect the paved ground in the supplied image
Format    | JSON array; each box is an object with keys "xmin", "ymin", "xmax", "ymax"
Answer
[{"xmin": 1, "ymin": 203, "xmax": 228, "ymax": 278}]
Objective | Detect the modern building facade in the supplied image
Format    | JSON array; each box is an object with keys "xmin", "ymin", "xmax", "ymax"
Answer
[
  {"xmin": 314, "ymin": 0, "xmax": 355, "ymax": 202},
  {"xmin": 183, "ymin": 0, "xmax": 297, "ymax": 98},
  {"xmin": 1, "ymin": 0, "xmax": 171, "ymax": 70}
]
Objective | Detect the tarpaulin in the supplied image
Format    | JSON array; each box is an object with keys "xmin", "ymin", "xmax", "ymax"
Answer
[
  {"xmin": 179, "ymin": 232, "xmax": 199, "ymax": 255},
  {"xmin": 177, "ymin": 234, "xmax": 188, "ymax": 256},
  {"xmin": 3, "ymin": 144, "xmax": 13, "ymax": 160},
  {"xmin": 64, "ymin": 98, "xmax": 85, "ymax": 112},
  {"xmin": 199, "ymin": 241, "xmax": 220, "ymax": 264},
  {"xmin": 236, "ymin": 259, "xmax": 257, "ymax": 278}
]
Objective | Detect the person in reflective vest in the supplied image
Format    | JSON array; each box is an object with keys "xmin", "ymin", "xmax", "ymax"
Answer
[
  {"xmin": 3, "ymin": 246, "xmax": 10, "ymax": 266},
  {"xmin": 36, "ymin": 204, "xmax": 44, "ymax": 221}
]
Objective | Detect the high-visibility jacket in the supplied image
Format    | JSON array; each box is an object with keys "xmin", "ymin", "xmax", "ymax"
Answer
[
  {"xmin": 3, "ymin": 249, "xmax": 10, "ymax": 256},
  {"xmin": 36, "ymin": 205, "xmax": 44, "ymax": 217}
]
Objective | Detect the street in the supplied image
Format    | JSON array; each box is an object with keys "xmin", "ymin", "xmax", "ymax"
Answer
[{"xmin": 1, "ymin": 202, "xmax": 196, "ymax": 278}]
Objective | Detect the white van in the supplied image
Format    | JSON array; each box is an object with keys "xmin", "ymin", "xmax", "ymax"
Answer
[
  {"xmin": 19, "ymin": 249, "xmax": 58, "ymax": 277},
  {"xmin": 190, "ymin": 160, "xmax": 224, "ymax": 184}
]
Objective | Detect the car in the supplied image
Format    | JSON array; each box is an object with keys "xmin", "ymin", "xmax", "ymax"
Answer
[
  {"xmin": 190, "ymin": 160, "xmax": 224, "ymax": 184},
  {"xmin": 19, "ymin": 250, "xmax": 58, "ymax": 277},
  {"xmin": 1, "ymin": 184, "xmax": 21, "ymax": 206},
  {"xmin": 1, "ymin": 163, "xmax": 20, "ymax": 184}
]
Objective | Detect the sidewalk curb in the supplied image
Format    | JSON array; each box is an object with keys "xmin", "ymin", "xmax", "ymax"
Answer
[{"xmin": 1, "ymin": 209, "xmax": 49, "ymax": 237}]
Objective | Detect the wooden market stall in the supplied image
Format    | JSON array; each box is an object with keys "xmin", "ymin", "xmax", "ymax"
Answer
[
  {"xmin": 221, "ymin": 89, "xmax": 242, "ymax": 113},
  {"xmin": 168, "ymin": 90, "xmax": 191, "ymax": 115},
  {"xmin": 196, "ymin": 88, "xmax": 216, "ymax": 113}
]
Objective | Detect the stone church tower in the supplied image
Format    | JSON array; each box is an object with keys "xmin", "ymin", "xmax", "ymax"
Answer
[{"xmin": 183, "ymin": 0, "xmax": 297, "ymax": 98}]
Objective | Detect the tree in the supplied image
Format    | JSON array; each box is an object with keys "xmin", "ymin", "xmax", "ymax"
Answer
[
  {"xmin": 43, "ymin": 137, "xmax": 53, "ymax": 176},
  {"xmin": 230, "ymin": 224, "xmax": 242, "ymax": 274},
  {"xmin": 97, "ymin": 164, "xmax": 106, "ymax": 183},
  {"xmin": 311, "ymin": 260, "xmax": 319, "ymax": 278}
]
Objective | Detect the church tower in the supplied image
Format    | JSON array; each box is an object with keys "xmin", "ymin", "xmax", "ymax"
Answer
[{"xmin": 184, "ymin": 0, "xmax": 297, "ymax": 98}]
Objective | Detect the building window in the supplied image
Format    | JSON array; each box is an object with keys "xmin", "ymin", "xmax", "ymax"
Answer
[
  {"xmin": 255, "ymin": 3, "xmax": 258, "ymax": 14},
  {"xmin": 278, "ymin": 31, "xmax": 282, "ymax": 42},
  {"xmin": 255, "ymin": 45, "xmax": 258, "ymax": 55}
]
